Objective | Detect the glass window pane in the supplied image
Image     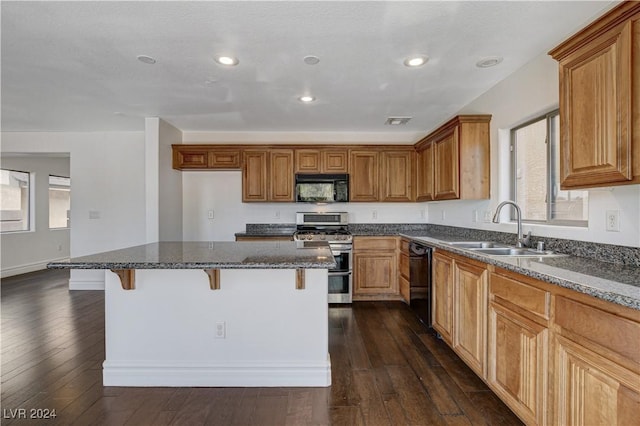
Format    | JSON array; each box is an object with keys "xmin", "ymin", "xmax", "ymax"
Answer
[
  {"xmin": 549, "ymin": 113, "xmax": 588, "ymax": 223},
  {"xmin": 0, "ymin": 169, "xmax": 30, "ymax": 232},
  {"xmin": 49, "ymin": 175, "xmax": 70, "ymax": 229},
  {"xmin": 514, "ymin": 118, "xmax": 547, "ymax": 222}
]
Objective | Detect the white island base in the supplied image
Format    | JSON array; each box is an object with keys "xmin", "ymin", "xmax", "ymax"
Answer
[{"xmin": 103, "ymin": 268, "xmax": 330, "ymax": 387}]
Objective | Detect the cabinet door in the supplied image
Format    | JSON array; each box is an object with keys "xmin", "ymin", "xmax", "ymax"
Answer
[
  {"xmin": 380, "ymin": 150, "xmax": 414, "ymax": 202},
  {"xmin": 173, "ymin": 148, "xmax": 209, "ymax": 169},
  {"xmin": 353, "ymin": 252, "xmax": 397, "ymax": 295},
  {"xmin": 416, "ymin": 144, "xmax": 434, "ymax": 201},
  {"xmin": 554, "ymin": 334, "xmax": 640, "ymax": 426},
  {"xmin": 488, "ymin": 303, "xmax": 549, "ymax": 425},
  {"xmin": 209, "ymin": 149, "xmax": 241, "ymax": 169},
  {"xmin": 269, "ymin": 149, "xmax": 294, "ymax": 202},
  {"xmin": 322, "ymin": 149, "xmax": 348, "ymax": 173},
  {"xmin": 432, "ymin": 252, "xmax": 453, "ymax": 344},
  {"xmin": 242, "ymin": 150, "xmax": 268, "ymax": 202},
  {"xmin": 453, "ymin": 259, "xmax": 488, "ymax": 377},
  {"xmin": 556, "ymin": 21, "xmax": 634, "ymax": 188},
  {"xmin": 434, "ymin": 127, "xmax": 460, "ymax": 200},
  {"xmin": 295, "ymin": 149, "xmax": 321, "ymax": 173},
  {"xmin": 350, "ymin": 151, "xmax": 379, "ymax": 201}
]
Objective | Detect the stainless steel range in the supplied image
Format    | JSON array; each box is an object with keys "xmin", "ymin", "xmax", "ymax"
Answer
[{"xmin": 294, "ymin": 212, "xmax": 352, "ymax": 303}]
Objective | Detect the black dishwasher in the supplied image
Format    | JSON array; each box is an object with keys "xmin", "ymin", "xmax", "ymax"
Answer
[{"xmin": 409, "ymin": 241, "xmax": 432, "ymax": 328}]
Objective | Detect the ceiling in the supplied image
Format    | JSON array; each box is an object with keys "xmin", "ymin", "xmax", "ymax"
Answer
[{"xmin": 1, "ymin": 1, "xmax": 616, "ymax": 139}]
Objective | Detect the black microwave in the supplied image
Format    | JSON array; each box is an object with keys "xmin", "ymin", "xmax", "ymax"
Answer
[{"xmin": 295, "ymin": 174, "xmax": 349, "ymax": 203}]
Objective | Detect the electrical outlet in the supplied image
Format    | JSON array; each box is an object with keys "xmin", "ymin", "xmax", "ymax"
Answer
[
  {"xmin": 207, "ymin": 209, "xmax": 214, "ymax": 219},
  {"xmin": 441, "ymin": 210, "xmax": 446, "ymax": 221},
  {"xmin": 57, "ymin": 244, "xmax": 63, "ymax": 251},
  {"xmin": 606, "ymin": 210, "xmax": 620, "ymax": 232},
  {"xmin": 483, "ymin": 210, "xmax": 492, "ymax": 223},
  {"xmin": 372, "ymin": 209, "xmax": 378, "ymax": 220},
  {"xmin": 472, "ymin": 210, "xmax": 478, "ymax": 223},
  {"xmin": 275, "ymin": 210, "xmax": 280, "ymax": 219},
  {"xmin": 420, "ymin": 209, "xmax": 426, "ymax": 220},
  {"xmin": 215, "ymin": 321, "xmax": 226, "ymax": 339}
]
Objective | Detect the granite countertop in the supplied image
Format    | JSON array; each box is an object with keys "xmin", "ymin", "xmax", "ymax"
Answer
[
  {"xmin": 47, "ymin": 241, "xmax": 336, "ymax": 270},
  {"xmin": 402, "ymin": 234, "xmax": 640, "ymax": 311}
]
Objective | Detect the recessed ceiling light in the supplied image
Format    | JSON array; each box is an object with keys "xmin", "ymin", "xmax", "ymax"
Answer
[
  {"xmin": 136, "ymin": 55, "xmax": 156, "ymax": 65},
  {"xmin": 385, "ymin": 117, "xmax": 412, "ymax": 125},
  {"xmin": 476, "ymin": 56, "xmax": 503, "ymax": 68},
  {"xmin": 403, "ymin": 55, "xmax": 428, "ymax": 67},
  {"xmin": 215, "ymin": 56, "xmax": 239, "ymax": 66},
  {"xmin": 303, "ymin": 55, "xmax": 320, "ymax": 65},
  {"xmin": 299, "ymin": 95, "xmax": 316, "ymax": 103}
]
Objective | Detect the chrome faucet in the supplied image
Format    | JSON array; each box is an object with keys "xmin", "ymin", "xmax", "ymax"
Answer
[{"xmin": 492, "ymin": 201, "xmax": 531, "ymax": 248}]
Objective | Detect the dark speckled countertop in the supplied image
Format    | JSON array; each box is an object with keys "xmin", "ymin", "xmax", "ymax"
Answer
[
  {"xmin": 403, "ymin": 234, "xmax": 640, "ymax": 311},
  {"xmin": 47, "ymin": 241, "xmax": 336, "ymax": 270}
]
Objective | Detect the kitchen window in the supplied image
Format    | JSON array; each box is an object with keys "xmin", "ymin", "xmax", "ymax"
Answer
[
  {"xmin": 49, "ymin": 175, "xmax": 70, "ymax": 229},
  {"xmin": 0, "ymin": 169, "xmax": 31, "ymax": 232},
  {"xmin": 511, "ymin": 110, "xmax": 588, "ymax": 226}
]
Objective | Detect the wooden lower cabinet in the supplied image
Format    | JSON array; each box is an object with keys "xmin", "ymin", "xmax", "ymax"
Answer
[
  {"xmin": 487, "ymin": 271, "xmax": 550, "ymax": 425},
  {"xmin": 552, "ymin": 296, "xmax": 640, "ymax": 426},
  {"xmin": 452, "ymin": 259, "xmax": 488, "ymax": 377},
  {"xmin": 399, "ymin": 238, "xmax": 410, "ymax": 303},
  {"xmin": 432, "ymin": 258, "xmax": 640, "ymax": 425},
  {"xmin": 353, "ymin": 236, "xmax": 399, "ymax": 300},
  {"xmin": 432, "ymin": 251, "xmax": 454, "ymax": 344}
]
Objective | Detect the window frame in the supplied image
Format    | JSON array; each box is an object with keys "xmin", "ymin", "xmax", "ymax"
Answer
[
  {"xmin": 48, "ymin": 174, "xmax": 71, "ymax": 230},
  {"xmin": 510, "ymin": 109, "xmax": 588, "ymax": 227},
  {"xmin": 0, "ymin": 168, "xmax": 33, "ymax": 233}
]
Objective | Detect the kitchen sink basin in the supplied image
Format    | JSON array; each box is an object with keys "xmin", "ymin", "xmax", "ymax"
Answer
[
  {"xmin": 446, "ymin": 241, "xmax": 507, "ymax": 249},
  {"xmin": 470, "ymin": 247, "xmax": 561, "ymax": 257}
]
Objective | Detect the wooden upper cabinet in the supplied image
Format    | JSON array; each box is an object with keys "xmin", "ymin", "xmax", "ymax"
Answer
[
  {"xmin": 295, "ymin": 148, "xmax": 348, "ymax": 173},
  {"xmin": 416, "ymin": 143, "xmax": 434, "ymax": 201},
  {"xmin": 434, "ymin": 127, "xmax": 460, "ymax": 200},
  {"xmin": 209, "ymin": 150, "xmax": 241, "ymax": 169},
  {"xmin": 350, "ymin": 150, "xmax": 379, "ymax": 201},
  {"xmin": 172, "ymin": 145, "xmax": 241, "ymax": 170},
  {"xmin": 242, "ymin": 150, "xmax": 268, "ymax": 202},
  {"xmin": 294, "ymin": 149, "xmax": 321, "ymax": 173},
  {"xmin": 549, "ymin": 3, "xmax": 640, "ymax": 189},
  {"xmin": 322, "ymin": 149, "xmax": 349, "ymax": 172},
  {"xmin": 269, "ymin": 149, "xmax": 294, "ymax": 202},
  {"xmin": 380, "ymin": 150, "xmax": 415, "ymax": 202},
  {"xmin": 415, "ymin": 115, "xmax": 491, "ymax": 201}
]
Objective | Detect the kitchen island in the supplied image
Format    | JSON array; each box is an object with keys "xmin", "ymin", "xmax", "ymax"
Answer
[{"xmin": 48, "ymin": 241, "xmax": 336, "ymax": 387}]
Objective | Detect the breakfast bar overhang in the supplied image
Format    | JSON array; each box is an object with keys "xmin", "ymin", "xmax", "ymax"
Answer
[{"xmin": 48, "ymin": 241, "xmax": 336, "ymax": 387}]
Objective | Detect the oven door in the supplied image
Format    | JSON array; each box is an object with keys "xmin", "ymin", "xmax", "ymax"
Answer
[
  {"xmin": 328, "ymin": 271, "xmax": 352, "ymax": 303},
  {"xmin": 332, "ymin": 250, "xmax": 350, "ymax": 273}
]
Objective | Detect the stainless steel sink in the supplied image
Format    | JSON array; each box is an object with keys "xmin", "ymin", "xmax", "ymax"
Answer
[
  {"xmin": 470, "ymin": 247, "xmax": 562, "ymax": 257},
  {"xmin": 446, "ymin": 241, "xmax": 507, "ymax": 249}
]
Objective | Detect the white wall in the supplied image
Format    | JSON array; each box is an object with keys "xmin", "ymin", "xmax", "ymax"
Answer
[
  {"xmin": 0, "ymin": 155, "xmax": 71, "ymax": 277},
  {"xmin": 145, "ymin": 118, "xmax": 183, "ymax": 242},
  {"xmin": 1, "ymin": 131, "xmax": 147, "ymax": 286},
  {"xmin": 182, "ymin": 171, "xmax": 426, "ymax": 241}
]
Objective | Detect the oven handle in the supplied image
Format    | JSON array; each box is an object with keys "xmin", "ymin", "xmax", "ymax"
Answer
[{"xmin": 328, "ymin": 271, "xmax": 352, "ymax": 277}]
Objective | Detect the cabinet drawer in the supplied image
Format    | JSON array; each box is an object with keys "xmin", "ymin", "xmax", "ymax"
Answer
[
  {"xmin": 555, "ymin": 296, "xmax": 640, "ymax": 366},
  {"xmin": 490, "ymin": 272, "xmax": 550, "ymax": 323},
  {"xmin": 400, "ymin": 253, "xmax": 410, "ymax": 279},
  {"xmin": 353, "ymin": 236, "xmax": 398, "ymax": 251}
]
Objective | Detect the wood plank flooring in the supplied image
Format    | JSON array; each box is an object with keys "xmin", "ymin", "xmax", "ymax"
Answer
[{"xmin": 1, "ymin": 269, "xmax": 522, "ymax": 425}]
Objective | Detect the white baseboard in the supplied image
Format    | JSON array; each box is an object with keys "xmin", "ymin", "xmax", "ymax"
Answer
[
  {"xmin": 102, "ymin": 358, "xmax": 332, "ymax": 387},
  {"xmin": 69, "ymin": 279, "xmax": 105, "ymax": 290},
  {"xmin": 1, "ymin": 257, "xmax": 69, "ymax": 279}
]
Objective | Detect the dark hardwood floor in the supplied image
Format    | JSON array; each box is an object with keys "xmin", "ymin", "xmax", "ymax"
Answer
[{"xmin": 1, "ymin": 269, "xmax": 522, "ymax": 425}]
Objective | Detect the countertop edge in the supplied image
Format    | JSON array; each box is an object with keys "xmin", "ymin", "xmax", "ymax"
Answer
[{"xmin": 400, "ymin": 234, "xmax": 640, "ymax": 311}]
